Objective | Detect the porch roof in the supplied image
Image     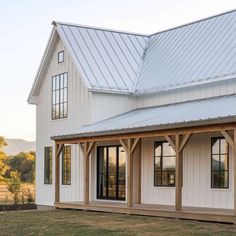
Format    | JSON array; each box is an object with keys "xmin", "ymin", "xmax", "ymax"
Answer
[{"xmin": 52, "ymin": 95, "xmax": 236, "ymax": 140}]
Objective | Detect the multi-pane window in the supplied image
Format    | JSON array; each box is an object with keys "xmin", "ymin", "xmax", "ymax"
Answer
[
  {"xmin": 58, "ymin": 51, "xmax": 64, "ymax": 63},
  {"xmin": 62, "ymin": 145, "xmax": 71, "ymax": 185},
  {"xmin": 211, "ymin": 137, "xmax": 229, "ymax": 188},
  {"xmin": 52, "ymin": 72, "xmax": 68, "ymax": 120},
  {"xmin": 44, "ymin": 147, "xmax": 52, "ymax": 184},
  {"xmin": 154, "ymin": 141, "xmax": 176, "ymax": 187}
]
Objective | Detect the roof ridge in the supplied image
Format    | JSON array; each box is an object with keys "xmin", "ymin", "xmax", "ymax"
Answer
[
  {"xmin": 150, "ymin": 8, "xmax": 236, "ymax": 36},
  {"xmin": 52, "ymin": 21, "xmax": 150, "ymax": 37}
]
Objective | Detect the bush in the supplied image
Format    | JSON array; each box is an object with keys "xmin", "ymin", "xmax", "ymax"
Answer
[{"xmin": 6, "ymin": 171, "xmax": 21, "ymax": 205}]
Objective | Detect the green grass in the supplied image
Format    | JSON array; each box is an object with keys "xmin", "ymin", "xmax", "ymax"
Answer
[{"xmin": 0, "ymin": 209, "xmax": 236, "ymax": 236}]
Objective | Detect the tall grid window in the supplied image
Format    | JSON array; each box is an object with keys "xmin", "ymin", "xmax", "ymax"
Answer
[
  {"xmin": 62, "ymin": 145, "xmax": 71, "ymax": 185},
  {"xmin": 154, "ymin": 141, "xmax": 176, "ymax": 187},
  {"xmin": 44, "ymin": 147, "xmax": 52, "ymax": 184},
  {"xmin": 52, "ymin": 72, "xmax": 68, "ymax": 120},
  {"xmin": 211, "ymin": 137, "xmax": 229, "ymax": 188}
]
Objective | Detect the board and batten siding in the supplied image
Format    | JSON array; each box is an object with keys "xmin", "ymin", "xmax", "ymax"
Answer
[
  {"xmin": 141, "ymin": 134, "xmax": 234, "ymax": 209},
  {"xmin": 36, "ymin": 35, "xmax": 91, "ymax": 206},
  {"xmin": 137, "ymin": 78, "xmax": 236, "ymax": 108}
]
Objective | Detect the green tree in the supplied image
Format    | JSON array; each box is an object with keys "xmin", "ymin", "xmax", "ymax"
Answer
[
  {"xmin": 7, "ymin": 151, "xmax": 35, "ymax": 183},
  {"xmin": 0, "ymin": 136, "xmax": 9, "ymax": 180}
]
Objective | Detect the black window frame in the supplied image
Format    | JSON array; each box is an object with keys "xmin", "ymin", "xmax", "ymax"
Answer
[
  {"xmin": 154, "ymin": 141, "xmax": 176, "ymax": 187},
  {"xmin": 58, "ymin": 51, "xmax": 64, "ymax": 63},
  {"xmin": 44, "ymin": 147, "xmax": 52, "ymax": 185},
  {"xmin": 97, "ymin": 145, "xmax": 126, "ymax": 201},
  {"xmin": 52, "ymin": 72, "xmax": 68, "ymax": 120},
  {"xmin": 211, "ymin": 137, "xmax": 229, "ymax": 189},
  {"xmin": 62, "ymin": 145, "xmax": 71, "ymax": 185}
]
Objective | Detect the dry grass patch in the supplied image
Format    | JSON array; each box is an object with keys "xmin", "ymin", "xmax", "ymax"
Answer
[{"xmin": 0, "ymin": 209, "xmax": 236, "ymax": 235}]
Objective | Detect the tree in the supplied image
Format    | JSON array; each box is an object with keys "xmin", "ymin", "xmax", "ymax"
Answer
[
  {"xmin": 7, "ymin": 151, "xmax": 35, "ymax": 183},
  {"xmin": 0, "ymin": 136, "xmax": 9, "ymax": 180}
]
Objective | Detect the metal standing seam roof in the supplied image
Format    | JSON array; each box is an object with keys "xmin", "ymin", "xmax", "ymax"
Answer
[
  {"xmin": 134, "ymin": 10, "xmax": 236, "ymax": 94},
  {"xmin": 56, "ymin": 22, "xmax": 150, "ymax": 93},
  {"xmin": 54, "ymin": 9, "xmax": 236, "ymax": 96},
  {"xmin": 52, "ymin": 95, "xmax": 236, "ymax": 139}
]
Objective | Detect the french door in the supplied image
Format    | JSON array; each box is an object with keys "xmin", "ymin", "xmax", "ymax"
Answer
[{"xmin": 97, "ymin": 146, "xmax": 126, "ymax": 200}]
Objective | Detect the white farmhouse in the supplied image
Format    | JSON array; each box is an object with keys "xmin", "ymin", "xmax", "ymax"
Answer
[{"xmin": 28, "ymin": 10, "xmax": 236, "ymax": 223}]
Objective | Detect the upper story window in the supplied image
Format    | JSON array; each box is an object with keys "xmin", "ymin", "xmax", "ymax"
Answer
[
  {"xmin": 211, "ymin": 137, "xmax": 229, "ymax": 189},
  {"xmin": 58, "ymin": 51, "xmax": 64, "ymax": 63},
  {"xmin": 52, "ymin": 72, "xmax": 68, "ymax": 120},
  {"xmin": 62, "ymin": 145, "xmax": 71, "ymax": 185},
  {"xmin": 44, "ymin": 147, "xmax": 52, "ymax": 184},
  {"xmin": 154, "ymin": 141, "xmax": 176, "ymax": 187}
]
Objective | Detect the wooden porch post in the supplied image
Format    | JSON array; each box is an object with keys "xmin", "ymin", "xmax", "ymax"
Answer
[
  {"xmin": 120, "ymin": 138, "xmax": 139, "ymax": 208},
  {"xmin": 78, "ymin": 141, "xmax": 95, "ymax": 205},
  {"xmin": 55, "ymin": 143, "xmax": 64, "ymax": 203},
  {"xmin": 165, "ymin": 133, "xmax": 191, "ymax": 211},
  {"xmin": 233, "ymin": 130, "xmax": 236, "ymax": 215},
  {"xmin": 175, "ymin": 134, "xmax": 182, "ymax": 211}
]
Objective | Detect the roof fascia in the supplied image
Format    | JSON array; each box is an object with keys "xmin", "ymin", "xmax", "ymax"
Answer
[{"xmin": 27, "ymin": 27, "xmax": 58, "ymax": 104}]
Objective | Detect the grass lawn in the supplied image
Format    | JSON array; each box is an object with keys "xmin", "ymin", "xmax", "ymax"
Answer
[{"xmin": 0, "ymin": 209, "xmax": 236, "ymax": 236}]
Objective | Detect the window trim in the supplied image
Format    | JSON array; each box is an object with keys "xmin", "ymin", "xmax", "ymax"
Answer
[
  {"xmin": 211, "ymin": 137, "xmax": 229, "ymax": 189},
  {"xmin": 51, "ymin": 72, "xmax": 68, "ymax": 120},
  {"xmin": 61, "ymin": 145, "xmax": 71, "ymax": 185},
  {"xmin": 96, "ymin": 145, "xmax": 126, "ymax": 201},
  {"xmin": 58, "ymin": 51, "xmax": 64, "ymax": 64},
  {"xmin": 44, "ymin": 147, "xmax": 52, "ymax": 185},
  {"xmin": 154, "ymin": 141, "xmax": 176, "ymax": 187}
]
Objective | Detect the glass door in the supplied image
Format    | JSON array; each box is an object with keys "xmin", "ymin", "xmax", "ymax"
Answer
[{"xmin": 97, "ymin": 146, "xmax": 126, "ymax": 200}]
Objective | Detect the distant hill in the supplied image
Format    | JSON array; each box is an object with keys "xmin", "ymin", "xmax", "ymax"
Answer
[{"xmin": 3, "ymin": 139, "xmax": 36, "ymax": 156}]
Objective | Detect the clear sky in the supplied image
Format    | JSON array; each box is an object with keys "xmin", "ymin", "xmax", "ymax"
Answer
[{"xmin": 0, "ymin": 0, "xmax": 236, "ymax": 141}]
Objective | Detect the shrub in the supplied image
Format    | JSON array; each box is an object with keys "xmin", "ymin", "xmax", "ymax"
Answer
[{"xmin": 6, "ymin": 171, "xmax": 21, "ymax": 205}]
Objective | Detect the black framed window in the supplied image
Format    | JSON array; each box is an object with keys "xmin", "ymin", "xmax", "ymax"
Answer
[
  {"xmin": 154, "ymin": 141, "xmax": 176, "ymax": 187},
  {"xmin": 62, "ymin": 145, "xmax": 71, "ymax": 185},
  {"xmin": 44, "ymin": 147, "xmax": 52, "ymax": 184},
  {"xmin": 211, "ymin": 137, "xmax": 229, "ymax": 188},
  {"xmin": 52, "ymin": 72, "xmax": 68, "ymax": 120},
  {"xmin": 97, "ymin": 146, "xmax": 126, "ymax": 200},
  {"xmin": 58, "ymin": 51, "xmax": 64, "ymax": 63}
]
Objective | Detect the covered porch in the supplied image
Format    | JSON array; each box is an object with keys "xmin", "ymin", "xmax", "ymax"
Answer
[{"xmin": 51, "ymin": 96, "xmax": 236, "ymax": 223}]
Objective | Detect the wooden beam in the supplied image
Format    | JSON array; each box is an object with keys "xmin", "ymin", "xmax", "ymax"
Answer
[
  {"xmin": 131, "ymin": 138, "xmax": 140, "ymax": 154},
  {"xmin": 119, "ymin": 139, "xmax": 128, "ymax": 153},
  {"xmin": 137, "ymin": 140, "xmax": 142, "ymax": 204},
  {"xmin": 78, "ymin": 142, "xmax": 95, "ymax": 205},
  {"xmin": 220, "ymin": 130, "xmax": 234, "ymax": 149},
  {"xmin": 165, "ymin": 135, "xmax": 176, "ymax": 151},
  {"xmin": 234, "ymin": 129, "xmax": 236, "ymax": 215},
  {"xmin": 127, "ymin": 138, "xmax": 133, "ymax": 208},
  {"xmin": 175, "ymin": 134, "xmax": 182, "ymax": 211},
  {"xmin": 55, "ymin": 143, "xmax": 64, "ymax": 203},
  {"xmin": 56, "ymin": 143, "xmax": 64, "ymax": 158},
  {"xmin": 53, "ymin": 123, "xmax": 236, "ymax": 144},
  {"xmin": 86, "ymin": 141, "xmax": 95, "ymax": 156},
  {"xmin": 179, "ymin": 133, "xmax": 192, "ymax": 152}
]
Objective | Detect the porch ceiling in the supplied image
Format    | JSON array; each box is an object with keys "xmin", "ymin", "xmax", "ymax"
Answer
[{"xmin": 52, "ymin": 95, "xmax": 236, "ymax": 141}]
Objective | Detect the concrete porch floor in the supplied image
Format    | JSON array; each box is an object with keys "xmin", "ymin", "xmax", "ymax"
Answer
[{"xmin": 54, "ymin": 201, "xmax": 236, "ymax": 224}]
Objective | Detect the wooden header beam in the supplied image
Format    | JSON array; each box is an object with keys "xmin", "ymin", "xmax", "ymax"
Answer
[{"xmin": 54, "ymin": 123, "xmax": 236, "ymax": 144}]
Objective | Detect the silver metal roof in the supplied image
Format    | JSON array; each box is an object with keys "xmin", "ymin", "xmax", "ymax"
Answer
[
  {"xmin": 135, "ymin": 10, "xmax": 236, "ymax": 94},
  {"xmin": 56, "ymin": 22, "xmax": 149, "ymax": 93},
  {"xmin": 55, "ymin": 10, "xmax": 236, "ymax": 95},
  {"xmin": 52, "ymin": 95, "xmax": 236, "ymax": 139}
]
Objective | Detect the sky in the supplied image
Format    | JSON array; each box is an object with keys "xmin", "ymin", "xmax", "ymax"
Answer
[{"xmin": 0, "ymin": 0, "xmax": 236, "ymax": 141}]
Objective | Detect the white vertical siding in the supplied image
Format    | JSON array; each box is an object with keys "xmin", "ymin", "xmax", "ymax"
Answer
[
  {"xmin": 90, "ymin": 92, "xmax": 137, "ymax": 123},
  {"xmin": 36, "ymin": 36, "xmax": 91, "ymax": 206},
  {"xmin": 137, "ymin": 79, "xmax": 236, "ymax": 108},
  {"xmin": 141, "ymin": 134, "xmax": 234, "ymax": 209}
]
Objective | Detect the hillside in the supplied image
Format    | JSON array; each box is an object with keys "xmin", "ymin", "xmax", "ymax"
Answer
[{"xmin": 3, "ymin": 139, "xmax": 36, "ymax": 156}]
